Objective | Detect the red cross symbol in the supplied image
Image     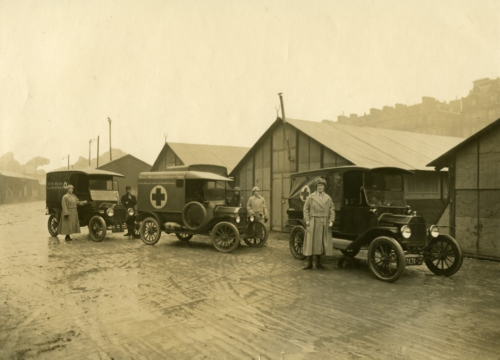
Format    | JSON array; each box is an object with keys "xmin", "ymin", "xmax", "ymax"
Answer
[
  {"xmin": 150, "ymin": 185, "xmax": 167, "ymax": 209},
  {"xmin": 300, "ymin": 185, "xmax": 311, "ymax": 202}
]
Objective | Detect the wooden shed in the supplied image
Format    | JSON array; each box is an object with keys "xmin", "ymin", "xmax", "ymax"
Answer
[
  {"xmin": 151, "ymin": 142, "xmax": 249, "ymax": 176},
  {"xmin": 97, "ymin": 154, "xmax": 151, "ymax": 198},
  {"xmin": 0, "ymin": 171, "xmax": 42, "ymax": 204},
  {"xmin": 230, "ymin": 118, "xmax": 464, "ymax": 232},
  {"xmin": 428, "ymin": 117, "xmax": 500, "ymax": 260}
]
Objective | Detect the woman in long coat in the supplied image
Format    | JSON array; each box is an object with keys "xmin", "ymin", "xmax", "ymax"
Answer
[
  {"xmin": 302, "ymin": 177, "xmax": 335, "ymax": 270},
  {"xmin": 58, "ymin": 185, "xmax": 87, "ymax": 241}
]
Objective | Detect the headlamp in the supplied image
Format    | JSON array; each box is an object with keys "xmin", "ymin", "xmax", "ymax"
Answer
[
  {"xmin": 401, "ymin": 225, "xmax": 411, "ymax": 239},
  {"xmin": 106, "ymin": 208, "xmax": 114, "ymax": 217},
  {"xmin": 429, "ymin": 225, "xmax": 439, "ymax": 238}
]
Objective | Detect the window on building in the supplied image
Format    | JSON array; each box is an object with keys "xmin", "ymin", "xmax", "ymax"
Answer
[{"xmin": 406, "ymin": 171, "xmax": 439, "ymax": 194}]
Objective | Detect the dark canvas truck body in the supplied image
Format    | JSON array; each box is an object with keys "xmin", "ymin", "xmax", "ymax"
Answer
[
  {"xmin": 45, "ymin": 169, "xmax": 128, "ymax": 240},
  {"xmin": 286, "ymin": 166, "xmax": 463, "ymax": 282}
]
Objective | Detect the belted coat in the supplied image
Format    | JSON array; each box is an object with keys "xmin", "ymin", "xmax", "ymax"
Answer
[
  {"xmin": 303, "ymin": 191, "xmax": 335, "ymax": 256},
  {"xmin": 58, "ymin": 193, "xmax": 81, "ymax": 235}
]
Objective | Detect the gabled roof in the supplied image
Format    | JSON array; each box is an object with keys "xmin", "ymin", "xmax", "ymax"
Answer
[
  {"xmin": 47, "ymin": 169, "xmax": 125, "ymax": 177},
  {"xmin": 230, "ymin": 118, "xmax": 464, "ymax": 174},
  {"xmin": 0, "ymin": 171, "xmax": 39, "ymax": 181},
  {"xmin": 152, "ymin": 142, "xmax": 249, "ymax": 174},
  {"xmin": 97, "ymin": 154, "xmax": 151, "ymax": 171},
  {"xmin": 428, "ymin": 117, "xmax": 500, "ymax": 170}
]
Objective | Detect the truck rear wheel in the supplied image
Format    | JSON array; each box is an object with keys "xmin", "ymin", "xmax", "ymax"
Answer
[
  {"xmin": 140, "ymin": 217, "xmax": 161, "ymax": 245},
  {"xmin": 88, "ymin": 215, "xmax": 107, "ymax": 242},
  {"xmin": 182, "ymin": 201, "xmax": 207, "ymax": 231},
  {"xmin": 368, "ymin": 236, "xmax": 405, "ymax": 282},
  {"xmin": 47, "ymin": 214, "xmax": 59, "ymax": 237},
  {"xmin": 289, "ymin": 226, "xmax": 306, "ymax": 260}
]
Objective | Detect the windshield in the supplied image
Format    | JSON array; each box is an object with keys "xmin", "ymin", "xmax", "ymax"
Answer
[
  {"xmin": 203, "ymin": 180, "xmax": 227, "ymax": 201},
  {"xmin": 89, "ymin": 178, "xmax": 119, "ymax": 191},
  {"xmin": 364, "ymin": 173, "xmax": 406, "ymax": 207}
]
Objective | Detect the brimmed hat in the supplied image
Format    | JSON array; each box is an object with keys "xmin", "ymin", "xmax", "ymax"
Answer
[
  {"xmin": 315, "ymin": 178, "xmax": 326, "ymax": 186},
  {"xmin": 67, "ymin": 184, "xmax": 74, "ymax": 189},
  {"xmin": 252, "ymin": 186, "xmax": 260, "ymax": 192},
  {"xmin": 233, "ymin": 187, "xmax": 241, "ymax": 191}
]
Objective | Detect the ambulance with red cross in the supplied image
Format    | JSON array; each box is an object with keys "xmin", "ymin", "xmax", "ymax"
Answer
[{"xmin": 135, "ymin": 164, "xmax": 268, "ymax": 252}]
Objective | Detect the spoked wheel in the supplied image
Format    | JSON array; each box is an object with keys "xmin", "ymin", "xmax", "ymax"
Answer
[
  {"xmin": 176, "ymin": 233, "xmax": 193, "ymax": 241},
  {"xmin": 341, "ymin": 248, "xmax": 360, "ymax": 258},
  {"xmin": 289, "ymin": 226, "xmax": 306, "ymax": 260},
  {"xmin": 140, "ymin": 217, "xmax": 161, "ymax": 245},
  {"xmin": 88, "ymin": 216, "xmax": 107, "ymax": 242},
  {"xmin": 368, "ymin": 236, "xmax": 405, "ymax": 283},
  {"xmin": 424, "ymin": 235, "xmax": 463, "ymax": 276},
  {"xmin": 243, "ymin": 221, "xmax": 268, "ymax": 247},
  {"xmin": 211, "ymin": 222, "xmax": 240, "ymax": 253},
  {"xmin": 132, "ymin": 221, "xmax": 141, "ymax": 239},
  {"xmin": 47, "ymin": 214, "xmax": 59, "ymax": 237}
]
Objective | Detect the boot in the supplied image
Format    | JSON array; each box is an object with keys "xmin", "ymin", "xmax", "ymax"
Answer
[
  {"xmin": 315, "ymin": 255, "xmax": 324, "ymax": 269},
  {"xmin": 65, "ymin": 235, "xmax": 72, "ymax": 241},
  {"xmin": 302, "ymin": 256, "xmax": 313, "ymax": 270}
]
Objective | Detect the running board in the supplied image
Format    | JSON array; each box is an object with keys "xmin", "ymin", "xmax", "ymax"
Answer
[{"xmin": 331, "ymin": 238, "xmax": 352, "ymax": 250}]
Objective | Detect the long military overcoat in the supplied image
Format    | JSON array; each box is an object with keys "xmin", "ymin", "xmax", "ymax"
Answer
[
  {"xmin": 303, "ymin": 191, "xmax": 335, "ymax": 256},
  {"xmin": 58, "ymin": 193, "xmax": 81, "ymax": 235}
]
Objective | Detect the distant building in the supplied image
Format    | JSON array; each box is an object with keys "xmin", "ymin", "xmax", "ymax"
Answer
[
  {"xmin": 230, "ymin": 118, "xmax": 464, "ymax": 232},
  {"xmin": 151, "ymin": 142, "xmax": 249, "ymax": 176},
  {"xmin": 97, "ymin": 154, "xmax": 151, "ymax": 197},
  {"xmin": 429, "ymin": 117, "xmax": 500, "ymax": 261},
  {"xmin": 461, "ymin": 78, "xmax": 500, "ymax": 136},
  {"xmin": 338, "ymin": 77, "xmax": 500, "ymax": 138},
  {"xmin": 0, "ymin": 171, "xmax": 42, "ymax": 204}
]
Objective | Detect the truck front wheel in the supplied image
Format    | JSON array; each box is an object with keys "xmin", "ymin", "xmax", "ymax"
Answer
[
  {"xmin": 88, "ymin": 216, "xmax": 107, "ymax": 242},
  {"xmin": 368, "ymin": 236, "xmax": 405, "ymax": 282},
  {"xmin": 140, "ymin": 217, "xmax": 161, "ymax": 245},
  {"xmin": 47, "ymin": 214, "xmax": 59, "ymax": 237}
]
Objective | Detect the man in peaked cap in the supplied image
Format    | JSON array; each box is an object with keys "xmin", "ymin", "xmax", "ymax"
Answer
[
  {"xmin": 227, "ymin": 186, "xmax": 243, "ymax": 207},
  {"xmin": 247, "ymin": 186, "xmax": 268, "ymax": 222},
  {"xmin": 302, "ymin": 177, "xmax": 335, "ymax": 270}
]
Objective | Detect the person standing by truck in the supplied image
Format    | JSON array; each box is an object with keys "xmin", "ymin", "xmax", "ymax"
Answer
[
  {"xmin": 121, "ymin": 186, "xmax": 137, "ymax": 236},
  {"xmin": 302, "ymin": 178, "xmax": 335, "ymax": 270},
  {"xmin": 247, "ymin": 186, "xmax": 268, "ymax": 222},
  {"xmin": 227, "ymin": 186, "xmax": 243, "ymax": 207},
  {"xmin": 58, "ymin": 184, "xmax": 87, "ymax": 241}
]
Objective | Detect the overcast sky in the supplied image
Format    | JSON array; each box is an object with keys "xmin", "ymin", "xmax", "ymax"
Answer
[{"xmin": 1, "ymin": 0, "xmax": 499, "ymax": 171}]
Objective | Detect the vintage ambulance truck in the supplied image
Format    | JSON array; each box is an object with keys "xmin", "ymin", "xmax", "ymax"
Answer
[{"xmin": 135, "ymin": 164, "xmax": 268, "ymax": 252}]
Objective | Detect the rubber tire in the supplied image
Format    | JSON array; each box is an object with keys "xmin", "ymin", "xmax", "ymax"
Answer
[
  {"xmin": 368, "ymin": 236, "xmax": 406, "ymax": 283},
  {"xmin": 289, "ymin": 226, "xmax": 306, "ymax": 260},
  {"xmin": 211, "ymin": 222, "xmax": 240, "ymax": 253},
  {"xmin": 341, "ymin": 248, "xmax": 360, "ymax": 258},
  {"xmin": 176, "ymin": 233, "xmax": 193, "ymax": 241},
  {"xmin": 132, "ymin": 221, "xmax": 141, "ymax": 239},
  {"xmin": 88, "ymin": 215, "xmax": 107, "ymax": 242},
  {"xmin": 243, "ymin": 221, "xmax": 268, "ymax": 247},
  {"xmin": 140, "ymin": 217, "xmax": 161, "ymax": 245},
  {"xmin": 182, "ymin": 201, "xmax": 208, "ymax": 231},
  {"xmin": 47, "ymin": 214, "xmax": 59, "ymax": 237},
  {"xmin": 425, "ymin": 235, "xmax": 463, "ymax": 276}
]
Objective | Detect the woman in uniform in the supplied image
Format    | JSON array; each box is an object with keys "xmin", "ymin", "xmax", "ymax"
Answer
[
  {"xmin": 302, "ymin": 177, "xmax": 335, "ymax": 269},
  {"xmin": 58, "ymin": 185, "xmax": 87, "ymax": 241}
]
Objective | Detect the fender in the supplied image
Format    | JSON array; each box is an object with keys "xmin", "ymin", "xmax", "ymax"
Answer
[
  {"xmin": 48, "ymin": 207, "xmax": 61, "ymax": 219},
  {"xmin": 348, "ymin": 227, "xmax": 399, "ymax": 250},
  {"xmin": 135, "ymin": 211, "xmax": 163, "ymax": 225},
  {"xmin": 286, "ymin": 219, "xmax": 306, "ymax": 228}
]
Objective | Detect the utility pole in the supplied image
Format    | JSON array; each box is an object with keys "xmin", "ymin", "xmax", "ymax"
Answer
[
  {"xmin": 97, "ymin": 136, "xmax": 100, "ymax": 168},
  {"xmin": 89, "ymin": 139, "xmax": 96, "ymax": 166},
  {"xmin": 108, "ymin": 117, "xmax": 112, "ymax": 161},
  {"xmin": 62, "ymin": 155, "xmax": 70, "ymax": 169},
  {"xmin": 164, "ymin": 133, "xmax": 168, "ymax": 143}
]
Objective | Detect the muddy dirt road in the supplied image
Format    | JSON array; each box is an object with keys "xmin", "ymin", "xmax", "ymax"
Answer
[{"xmin": 1, "ymin": 201, "xmax": 500, "ymax": 359}]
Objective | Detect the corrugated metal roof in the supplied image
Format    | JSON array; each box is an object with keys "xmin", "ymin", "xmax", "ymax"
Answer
[
  {"xmin": 287, "ymin": 119, "xmax": 465, "ymax": 171},
  {"xmin": 168, "ymin": 143, "xmax": 249, "ymax": 174}
]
